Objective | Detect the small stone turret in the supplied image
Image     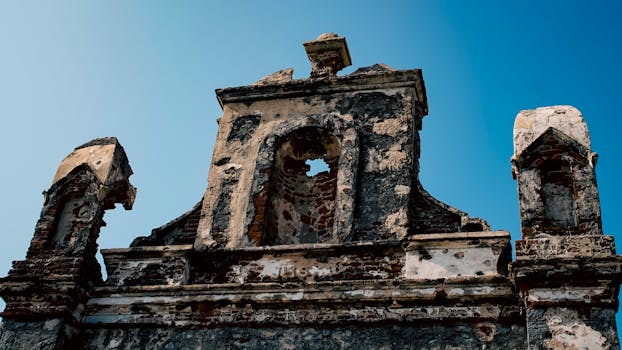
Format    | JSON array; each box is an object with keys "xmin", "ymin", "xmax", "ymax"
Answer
[
  {"xmin": 512, "ymin": 105, "xmax": 601, "ymax": 239},
  {"xmin": 0, "ymin": 137, "xmax": 135, "ymax": 349},
  {"xmin": 510, "ymin": 106, "xmax": 622, "ymax": 349}
]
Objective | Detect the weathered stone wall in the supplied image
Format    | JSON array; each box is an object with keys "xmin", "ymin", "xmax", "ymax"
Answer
[
  {"xmin": 104, "ymin": 232, "xmax": 511, "ymax": 284},
  {"xmin": 0, "ymin": 320, "xmax": 78, "ymax": 349},
  {"xmin": 527, "ymin": 308, "xmax": 619, "ymax": 350},
  {"xmin": 87, "ymin": 230, "xmax": 518, "ymax": 350},
  {"xmin": 2, "ymin": 35, "xmax": 620, "ymax": 350},
  {"xmin": 195, "ymin": 81, "xmax": 419, "ymax": 249},
  {"xmin": 80, "ymin": 324, "xmax": 527, "ymax": 349}
]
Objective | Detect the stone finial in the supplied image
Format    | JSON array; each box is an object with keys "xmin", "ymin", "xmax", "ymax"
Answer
[{"xmin": 303, "ymin": 33, "xmax": 352, "ymax": 78}]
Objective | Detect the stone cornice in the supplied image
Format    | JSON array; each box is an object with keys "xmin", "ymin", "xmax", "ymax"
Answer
[{"xmin": 216, "ymin": 69, "xmax": 428, "ymax": 117}]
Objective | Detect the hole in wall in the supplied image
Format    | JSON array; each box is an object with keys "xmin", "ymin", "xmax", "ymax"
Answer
[{"xmin": 306, "ymin": 158, "xmax": 330, "ymax": 177}]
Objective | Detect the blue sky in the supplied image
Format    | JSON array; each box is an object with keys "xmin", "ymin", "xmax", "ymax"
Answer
[{"xmin": 1, "ymin": 0, "xmax": 621, "ymax": 333}]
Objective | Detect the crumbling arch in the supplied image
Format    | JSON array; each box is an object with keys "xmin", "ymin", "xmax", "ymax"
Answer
[
  {"xmin": 245, "ymin": 115, "xmax": 359, "ymax": 246},
  {"xmin": 264, "ymin": 127, "xmax": 340, "ymax": 245}
]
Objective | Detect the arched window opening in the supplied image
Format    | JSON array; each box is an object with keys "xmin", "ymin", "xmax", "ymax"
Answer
[{"xmin": 264, "ymin": 127, "xmax": 340, "ymax": 245}]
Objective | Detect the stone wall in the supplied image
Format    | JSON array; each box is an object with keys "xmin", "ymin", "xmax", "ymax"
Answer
[{"xmin": 81, "ymin": 324, "xmax": 527, "ymax": 349}]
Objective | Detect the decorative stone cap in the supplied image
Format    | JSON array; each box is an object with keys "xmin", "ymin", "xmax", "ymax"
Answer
[
  {"xmin": 53, "ymin": 137, "xmax": 127, "ymax": 185},
  {"xmin": 513, "ymin": 105, "xmax": 591, "ymax": 158},
  {"xmin": 52, "ymin": 137, "xmax": 135, "ymax": 210},
  {"xmin": 304, "ymin": 33, "xmax": 352, "ymax": 78}
]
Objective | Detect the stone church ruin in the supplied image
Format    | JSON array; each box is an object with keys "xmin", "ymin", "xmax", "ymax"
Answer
[{"xmin": 1, "ymin": 33, "xmax": 621, "ymax": 349}]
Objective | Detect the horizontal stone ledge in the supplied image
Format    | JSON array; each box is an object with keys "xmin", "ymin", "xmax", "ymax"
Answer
[
  {"xmin": 88, "ymin": 277, "xmax": 515, "ymax": 307},
  {"xmin": 1, "ymin": 304, "xmax": 76, "ymax": 321},
  {"xmin": 102, "ymin": 241, "xmax": 407, "ymax": 259},
  {"xmin": 408, "ymin": 231, "xmax": 510, "ymax": 242},
  {"xmin": 0, "ymin": 279, "xmax": 83, "ymax": 294},
  {"xmin": 84, "ymin": 304, "xmax": 522, "ymax": 327},
  {"xmin": 102, "ymin": 231, "xmax": 510, "ymax": 258},
  {"xmin": 101, "ymin": 244, "xmax": 193, "ymax": 256},
  {"xmin": 102, "ymin": 241, "xmax": 406, "ymax": 286},
  {"xmin": 510, "ymin": 256, "xmax": 622, "ymax": 283},
  {"xmin": 525, "ymin": 286, "xmax": 618, "ymax": 306},
  {"xmin": 101, "ymin": 234, "xmax": 512, "ymax": 286},
  {"xmin": 93, "ymin": 275, "xmax": 513, "ymax": 293}
]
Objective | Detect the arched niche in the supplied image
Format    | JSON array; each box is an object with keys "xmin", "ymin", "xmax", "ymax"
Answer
[
  {"xmin": 245, "ymin": 115, "xmax": 358, "ymax": 246},
  {"xmin": 263, "ymin": 127, "xmax": 340, "ymax": 245},
  {"xmin": 539, "ymin": 159, "xmax": 576, "ymax": 229},
  {"xmin": 516, "ymin": 127, "xmax": 602, "ymax": 236}
]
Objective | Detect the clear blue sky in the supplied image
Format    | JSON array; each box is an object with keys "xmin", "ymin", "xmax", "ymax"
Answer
[{"xmin": 1, "ymin": 0, "xmax": 621, "ymax": 332}]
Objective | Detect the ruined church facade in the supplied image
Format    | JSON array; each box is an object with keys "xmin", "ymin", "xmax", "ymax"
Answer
[{"xmin": 1, "ymin": 34, "xmax": 620, "ymax": 349}]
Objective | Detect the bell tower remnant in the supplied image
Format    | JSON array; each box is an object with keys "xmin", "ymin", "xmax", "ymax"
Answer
[{"xmin": 511, "ymin": 106, "xmax": 621, "ymax": 349}]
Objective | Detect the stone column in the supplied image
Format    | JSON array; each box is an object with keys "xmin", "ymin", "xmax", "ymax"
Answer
[
  {"xmin": 0, "ymin": 138, "xmax": 135, "ymax": 349},
  {"xmin": 510, "ymin": 106, "xmax": 622, "ymax": 349}
]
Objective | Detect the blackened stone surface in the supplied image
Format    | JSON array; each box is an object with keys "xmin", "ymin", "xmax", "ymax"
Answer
[
  {"xmin": 0, "ymin": 319, "xmax": 70, "ymax": 350},
  {"xmin": 335, "ymin": 92, "xmax": 403, "ymax": 119},
  {"xmin": 211, "ymin": 177, "xmax": 238, "ymax": 244},
  {"xmin": 228, "ymin": 115, "xmax": 262, "ymax": 144},
  {"xmin": 81, "ymin": 324, "xmax": 526, "ymax": 350}
]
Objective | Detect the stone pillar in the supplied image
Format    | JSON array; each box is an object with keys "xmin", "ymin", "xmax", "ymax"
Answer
[
  {"xmin": 0, "ymin": 137, "xmax": 135, "ymax": 349},
  {"xmin": 510, "ymin": 106, "xmax": 622, "ymax": 349}
]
